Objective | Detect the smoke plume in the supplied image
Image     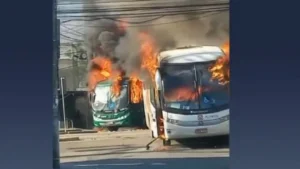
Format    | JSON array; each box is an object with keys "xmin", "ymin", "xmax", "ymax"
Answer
[{"xmin": 83, "ymin": 0, "xmax": 229, "ymax": 81}]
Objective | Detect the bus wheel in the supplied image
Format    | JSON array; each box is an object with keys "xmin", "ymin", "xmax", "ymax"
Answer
[
  {"xmin": 107, "ymin": 126, "xmax": 119, "ymax": 132},
  {"xmin": 163, "ymin": 139, "xmax": 171, "ymax": 146}
]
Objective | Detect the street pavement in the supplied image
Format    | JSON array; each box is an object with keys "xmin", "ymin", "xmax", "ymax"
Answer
[
  {"xmin": 60, "ymin": 129, "xmax": 229, "ymax": 169},
  {"xmin": 59, "ymin": 129, "xmax": 150, "ymax": 141}
]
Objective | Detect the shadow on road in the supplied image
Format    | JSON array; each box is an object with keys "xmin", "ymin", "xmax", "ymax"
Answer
[
  {"xmin": 66, "ymin": 135, "xmax": 229, "ymax": 153},
  {"xmin": 61, "ymin": 157, "xmax": 229, "ymax": 169},
  {"xmin": 69, "ymin": 145, "xmax": 133, "ymax": 152},
  {"xmin": 73, "ymin": 145, "xmax": 144, "ymax": 153},
  {"xmin": 61, "ymin": 140, "xmax": 228, "ymax": 159},
  {"xmin": 175, "ymin": 135, "xmax": 229, "ymax": 149},
  {"xmin": 61, "ymin": 145, "xmax": 151, "ymax": 158},
  {"xmin": 61, "ymin": 136, "xmax": 229, "ymax": 159}
]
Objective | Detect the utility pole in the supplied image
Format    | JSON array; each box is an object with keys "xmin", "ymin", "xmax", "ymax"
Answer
[{"xmin": 53, "ymin": 0, "xmax": 60, "ymax": 167}]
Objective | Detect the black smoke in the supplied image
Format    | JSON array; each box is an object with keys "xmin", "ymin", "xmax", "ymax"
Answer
[{"xmin": 83, "ymin": 0, "xmax": 229, "ymax": 81}]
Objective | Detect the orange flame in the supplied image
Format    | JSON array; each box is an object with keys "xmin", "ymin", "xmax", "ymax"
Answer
[
  {"xmin": 138, "ymin": 32, "xmax": 165, "ymax": 138},
  {"xmin": 87, "ymin": 24, "xmax": 148, "ymax": 104},
  {"xmin": 87, "ymin": 57, "xmax": 144, "ymax": 103},
  {"xmin": 140, "ymin": 32, "xmax": 158, "ymax": 81},
  {"xmin": 209, "ymin": 41, "xmax": 230, "ymax": 85},
  {"xmin": 164, "ymin": 87, "xmax": 212, "ymax": 102},
  {"xmin": 112, "ymin": 73, "xmax": 123, "ymax": 97},
  {"xmin": 129, "ymin": 75, "xmax": 143, "ymax": 103},
  {"xmin": 87, "ymin": 57, "xmax": 122, "ymax": 96},
  {"xmin": 165, "ymin": 87, "xmax": 199, "ymax": 102}
]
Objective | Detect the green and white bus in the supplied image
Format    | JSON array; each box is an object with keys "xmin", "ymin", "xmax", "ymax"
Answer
[{"xmin": 88, "ymin": 78, "xmax": 145, "ymax": 131}]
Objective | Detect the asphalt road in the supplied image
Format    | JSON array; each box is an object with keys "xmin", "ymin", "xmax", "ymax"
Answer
[{"xmin": 60, "ymin": 130, "xmax": 229, "ymax": 169}]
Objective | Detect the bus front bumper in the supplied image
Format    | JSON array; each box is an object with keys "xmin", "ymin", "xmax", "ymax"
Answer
[
  {"xmin": 164, "ymin": 120, "xmax": 229, "ymax": 140},
  {"xmin": 93, "ymin": 111, "xmax": 131, "ymax": 127}
]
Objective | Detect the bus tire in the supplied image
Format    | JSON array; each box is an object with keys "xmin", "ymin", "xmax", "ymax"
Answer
[
  {"xmin": 107, "ymin": 126, "xmax": 119, "ymax": 132},
  {"xmin": 163, "ymin": 139, "xmax": 171, "ymax": 146}
]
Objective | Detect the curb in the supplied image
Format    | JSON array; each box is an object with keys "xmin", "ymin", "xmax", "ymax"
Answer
[
  {"xmin": 59, "ymin": 130, "xmax": 98, "ymax": 135},
  {"xmin": 59, "ymin": 137, "xmax": 80, "ymax": 142},
  {"xmin": 59, "ymin": 128, "xmax": 148, "ymax": 135}
]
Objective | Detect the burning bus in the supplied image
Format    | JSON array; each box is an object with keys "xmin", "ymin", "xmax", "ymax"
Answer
[
  {"xmin": 140, "ymin": 33, "xmax": 230, "ymax": 146},
  {"xmin": 87, "ymin": 57, "xmax": 145, "ymax": 131}
]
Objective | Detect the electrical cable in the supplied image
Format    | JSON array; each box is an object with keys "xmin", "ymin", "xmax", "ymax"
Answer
[
  {"xmin": 58, "ymin": 2, "xmax": 229, "ymax": 14},
  {"xmin": 60, "ymin": 9, "xmax": 228, "ymax": 25},
  {"xmin": 59, "ymin": 7, "xmax": 228, "ymax": 20},
  {"xmin": 61, "ymin": 34, "xmax": 83, "ymax": 41},
  {"xmin": 58, "ymin": 0, "xmax": 227, "ymax": 5},
  {"xmin": 62, "ymin": 10, "xmax": 227, "ymax": 28},
  {"xmin": 61, "ymin": 25, "xmax": 84, "ymax": 36}
]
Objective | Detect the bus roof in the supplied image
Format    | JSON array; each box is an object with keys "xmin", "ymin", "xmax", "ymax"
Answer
[{"xmin": 158, "ymin": 46, "xmax": 224, "ymax": 64}]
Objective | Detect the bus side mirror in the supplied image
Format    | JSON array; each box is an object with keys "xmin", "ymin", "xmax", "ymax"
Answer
[{"xmin": 155, "ymin": 70, "xmax": 162, "ymax": 91}]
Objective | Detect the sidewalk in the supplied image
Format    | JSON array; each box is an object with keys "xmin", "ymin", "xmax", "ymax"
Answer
[
  {"xmin": 59, "ymin": 127, "xmax": 147, "ymax": 134},
  {"xmin": 59, "ymin": 129, "xmax": 150, "ymax": 142},
  {"xmin": 59, "ymin": 128, "xmax": 98, "ymax": 135}
]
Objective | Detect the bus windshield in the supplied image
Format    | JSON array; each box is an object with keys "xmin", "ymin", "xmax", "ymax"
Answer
[
  {"xmin": 162, "ymin": 62, "xmax": 229, "ymax": 112},
  {"xmin": 196, "ymin": 63, "xmax": 229, "ymax": 110},
  {"xmin": 93, "ymin": 84, "xmax": 128, "ymax": 112},
  {"xmin": 162, "ymin": 64, "xmax": 200, "ymax": 110}
]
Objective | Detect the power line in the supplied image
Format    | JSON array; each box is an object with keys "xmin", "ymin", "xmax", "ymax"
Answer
[
  {"xmin": 61, "ymin": 37, "xmax": 78, "ymax": 43},
  {"xmin": 60, "ymin": 34, "xmax": 83, "ymax": 42},
  {"xmin": 62, "ymin": 10, "xmax": 227, "ymax": 28},
  {"xmin": 59, "ymin": 49, "xmax": 88, "ymax": 57},
  {"xmin": 58, "ymin": 10, "xmax": 227, "ymax": 45},
  {"xmin": 59, "ymin": 5, "xmax": 227, "ymax": 15},
  {"xmin": 59, "ymin": 6, "xmax": 228, "ymax": 19},
  {"xmin": 60, "ymin": 8, "xmax": 228, "ymax": 24},
  {"xmin": 58, "ymin": 0, "xmax": 227, "ymax": 5},
  {"xmin": 58, "ymin": 9, "xmax": 227, "ymax": 41},
  {"xmin": 59, "ymin": 7, "xmax": 227, "ymax": 22},
  {"xmin": 61, "ymin": 25, "xmax": 83, "ymax": 36},
  {"xmin": 58, "ymin": 2, "xmax": 229, "ymax": 14},
  {"xmin": 61, "ymin": 14, "xmax": 167, "ymax": 24},
  {"xmin": 59, "ymin": 8, "xmax": 227, "ymax": 21},
  {"xmin": 59, "ymin": 6, "xmax": 227, "ymax": 15}
]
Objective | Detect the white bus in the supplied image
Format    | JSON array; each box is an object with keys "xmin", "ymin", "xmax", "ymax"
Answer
[{"xmin": 143, "ymin": 46, "xmax": 229, "ymax": 146}]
